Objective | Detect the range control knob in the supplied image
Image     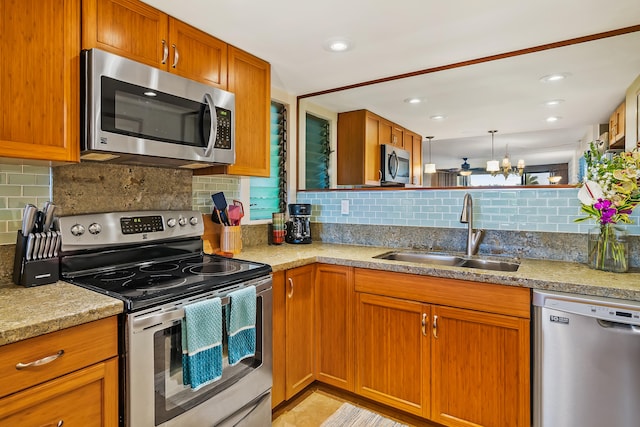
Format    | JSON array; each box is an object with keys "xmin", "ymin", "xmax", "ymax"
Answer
[
  {"xmin": 70, "ymin": 224, "xmax": 85, "ymax": 236},
  {"xmin": 178, "ymin": 217, "xmax": 188, "ymax": 227},
  {"xmin": 88, "ymin": 223, "xmax": 102, "ymax": 235},
  {"xmin": 167, "ymin": 218, "xmax": 177, "ymax": 228},
  {"xmin": 189, "ymin": 216, "xmax": 198, "ymax": 226}
]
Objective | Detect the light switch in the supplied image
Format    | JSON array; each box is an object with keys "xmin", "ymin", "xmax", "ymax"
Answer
[{"xmin": 341, "ymin": 199, "xmax": 349, "ymax": 215}]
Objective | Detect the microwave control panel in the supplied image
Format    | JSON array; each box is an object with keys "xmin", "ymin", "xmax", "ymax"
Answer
[{"xmin": 214, "ymin": 107, "xmax": 232, "ymax": 149}]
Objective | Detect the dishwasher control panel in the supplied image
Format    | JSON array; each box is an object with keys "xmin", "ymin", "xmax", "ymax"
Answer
[{"xmin": 541, "ymin": 293, "xmax": 640, "ymax": 325}]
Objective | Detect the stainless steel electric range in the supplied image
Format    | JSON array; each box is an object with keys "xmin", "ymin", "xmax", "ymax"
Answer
[{"xmin": 58, "ymin": 210, "xmax": 273, "ymax": 427}]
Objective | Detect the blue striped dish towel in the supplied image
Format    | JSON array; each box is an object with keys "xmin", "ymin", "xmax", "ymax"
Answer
[
  {"xmin": 182, "ymin": 298, "xmax": 223, "ymax": 391},
  {"xmin": 226, "ymin": 286, "xmax": 256, "ymax": 366}
]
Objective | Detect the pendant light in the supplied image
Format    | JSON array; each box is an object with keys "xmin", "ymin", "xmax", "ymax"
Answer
[
  {"xmin": 486, "ymin": 130, "xmax": 500, "ymax": 173},
  {"xmin": 424, "ymin": 136, "xmax": 436, "ymax": 174}
]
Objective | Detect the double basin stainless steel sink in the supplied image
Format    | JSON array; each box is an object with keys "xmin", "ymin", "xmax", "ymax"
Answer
[{"xmin": 373, "ymin": 251, "xmax": 520, "ymax": 272}]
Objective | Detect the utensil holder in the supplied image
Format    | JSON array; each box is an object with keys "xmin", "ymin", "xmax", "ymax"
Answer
[
  {"xmin": 12, "ymin": 230, "xmax": 59, "ymax": 287},
  {"xmin": 271, "ymin": 213, "xmax": 285, "ymax": 245},
  {"xmin": 220, "ymin": 226, "xmax": 242, "ymax": 255}
]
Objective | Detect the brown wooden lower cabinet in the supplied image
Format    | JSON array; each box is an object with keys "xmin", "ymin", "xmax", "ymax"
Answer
[
  {"xmin": 430, "ymin": 305, "xmax": 530, "ymax": 427},
  {"xmin": 271, "ymin": 270, "xmax": 286, "ymax": 409},
  {"xmin": 272, "ymin": 264, "xmax": 531, "ymax": 427},
  {"xmin": 284, "ymin": 264, "xmax": 315, "ymax": 399},
  {"xmin": 0, "ymin": 317, "xmax": 119, "ymax": 426},
  {"xmin": 315, "ymin": 264, "xmax": 355, "ymax": 391},
  {"xmin": 355, "ymin": 293, "xmax": 430, "ymax": 418}
]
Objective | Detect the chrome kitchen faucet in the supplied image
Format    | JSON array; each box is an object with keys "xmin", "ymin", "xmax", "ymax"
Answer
[{"xmin": 460, "ymin": 193, "xmax": 485, "ymax": 256}]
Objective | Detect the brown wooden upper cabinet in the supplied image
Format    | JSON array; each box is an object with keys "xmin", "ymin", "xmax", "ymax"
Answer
[
  {"xmin": 337, "ymin": 110, "xmax": 422, "ymax": 186},
  {"xmin": 82, "ymin": 0, "xmax": 228, "ymax": 89},
  {"xmin": 609, "ymin": 101, "xmax": 626, "ymax": 149},
  {"xmin": 0, "ymin": 0, "xmax": 81, "ymax": 163}
]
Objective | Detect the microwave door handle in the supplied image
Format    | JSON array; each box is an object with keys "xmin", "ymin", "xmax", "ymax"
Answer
[
  {"xmin": 202, "ymin": 93, "xmax": 218, "ymax": 157},
  {"xmin": 389, "ymin": 151, "xmax": 398, "ymax": 179}
]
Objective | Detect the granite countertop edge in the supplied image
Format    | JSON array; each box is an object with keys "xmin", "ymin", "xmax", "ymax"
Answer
[{"xmin": 2, "ymin": 242, "xmax": 639, "ymax": 346}]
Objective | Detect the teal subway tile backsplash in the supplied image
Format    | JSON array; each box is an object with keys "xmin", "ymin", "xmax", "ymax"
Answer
[
  {"xmin": 297, "ymin": 188, "xmax": 640, "ymax": 236},
  {"xmin": 0, "ymin": 164, "xmax": 51, "ymax": 244}
]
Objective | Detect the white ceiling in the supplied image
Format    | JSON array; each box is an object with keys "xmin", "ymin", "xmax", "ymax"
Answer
[{"xmin": 143, "ymin": 0, "xmax": 640, "ymax": 169}]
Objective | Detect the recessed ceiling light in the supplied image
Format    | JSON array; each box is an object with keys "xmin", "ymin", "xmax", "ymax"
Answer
[
  {"xmin": 546, "ymin": 116, "xmax": 562, "ymax": 123},
  {"xmin": 404, "ymin": 97, "xmax": 423, "ymax": 104},
  {"xmin": 539, "ymin": 73, "xmax": 570, "ymax": 83},
  {"xmin": 544, "ymin": 99, "xmax": 564, "ymax": 106},
  {"xmin": 323, "ymin": 37, "xmax": 353, "ymax": 52},
  {"xmin": 430, "ymin": 115, "xmax": 447, "ymax": 121}
]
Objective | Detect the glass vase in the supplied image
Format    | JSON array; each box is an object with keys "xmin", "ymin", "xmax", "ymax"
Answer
[{"xmin": 588, "ymin": 224, "xmax": 629, "ymax": 273}]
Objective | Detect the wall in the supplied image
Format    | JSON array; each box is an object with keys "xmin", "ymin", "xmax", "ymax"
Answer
[{"xmin": 297, "ymin": 187, "xmax": 640, "ymax": 235}]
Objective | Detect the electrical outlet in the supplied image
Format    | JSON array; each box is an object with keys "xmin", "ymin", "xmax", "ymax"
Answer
[{"xmin": 341, "ymin": 199, "xmax": 350, "ymax": 215}]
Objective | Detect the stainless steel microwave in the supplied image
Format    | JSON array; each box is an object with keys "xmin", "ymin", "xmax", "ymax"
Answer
[
  {"xmin": 380, "ymin": 144, "xmax": 411, "ymax": 185},
  {"xmin": 81, "ymin": 49, "xmax": 235, "ymax": 168}
]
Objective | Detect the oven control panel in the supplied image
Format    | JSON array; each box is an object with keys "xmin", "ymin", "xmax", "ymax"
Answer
[{"xmin": 58, "ymin": 210, "xmax": 204, "ymax": 251}]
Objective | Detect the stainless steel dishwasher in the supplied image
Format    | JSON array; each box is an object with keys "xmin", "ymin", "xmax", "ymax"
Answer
[{"xmin": 533, "ymin": 290, "xmax": 640, "ymax": 427}]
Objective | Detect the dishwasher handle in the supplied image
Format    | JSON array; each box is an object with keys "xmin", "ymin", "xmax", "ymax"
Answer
[{"xmin": 597, "ymin": 319, "xmax": 640, "ymax": 334}]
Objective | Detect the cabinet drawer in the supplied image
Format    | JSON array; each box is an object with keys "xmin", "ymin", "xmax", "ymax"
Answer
[
  {"xmin": 0, "ymin": 317, "xmax": 117, "ymax": 398},
  {"xmin": 0, "ymin": 357, "xmax": 118, "ymax": 426}
]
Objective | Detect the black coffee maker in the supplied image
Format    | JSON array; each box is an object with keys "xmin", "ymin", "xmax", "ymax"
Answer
[{"xmin": 285, "ymin": 204, "xmax": 312, "ymax": 244}]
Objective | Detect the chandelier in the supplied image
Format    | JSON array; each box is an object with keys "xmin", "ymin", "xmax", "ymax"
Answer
[{"xmin": 485, "ymin": 130, "xmax": 525, "ymax": 179}]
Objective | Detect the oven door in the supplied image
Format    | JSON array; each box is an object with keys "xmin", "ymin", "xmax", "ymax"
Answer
[{"xmin": 125, "ymin": 276, "xmax": 272, "ymax": 427}]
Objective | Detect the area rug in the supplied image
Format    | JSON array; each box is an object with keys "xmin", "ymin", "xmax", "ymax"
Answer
[{"xmin": 320, "ymin": 402, "xmax": 409, "ymax": 427}]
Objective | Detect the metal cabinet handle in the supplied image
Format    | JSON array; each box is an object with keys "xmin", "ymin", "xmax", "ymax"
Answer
[
  {"xmin": 287, "ymin": 278, "xmax": 294, "ymax": 298},
  {"xmin": 57, "ymin": 421, "xmax": 64, "ymax": 427},
  {"xmin": 172, "ymin": 44, "xmax": 179, "ymax": 68},
  {"xmin": 432, "ymin": 315, "xmax": 438, "ymax": 339},
  {"xmin": 421, "ymin": 313, "xmax": 427, "ymax": 336},
  {"xmin": 15, "ymin": 350, "xmax": 64, "ymax": 370},
  {"xmin": 161, "ymin": 40, "xmax": 168, "ymax": 64}
]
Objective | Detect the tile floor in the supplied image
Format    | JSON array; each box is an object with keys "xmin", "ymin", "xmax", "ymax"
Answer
[
  {"xmin": 272, "ymin": 390, "xmax": 345, "ymax": 427},
  {"xmin": 272, "ymin": 389, "xmax": 428, "ymax": 427}
]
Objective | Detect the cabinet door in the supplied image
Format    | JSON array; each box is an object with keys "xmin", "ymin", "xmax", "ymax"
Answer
[
  {"xmin": 404, "ymin": 130, "xmax": 423, "ymax": 186},
  {"xmin": 315, "ymin": 264, "xmax": 354, "ymax": 391},
  {"xmin": 378, "ymin": 117, "xmax": 394, "ymax": 146},
  {"xmin": 196, "ymin": 47, "xmax": 271, "ymax": 177},
  {"xmin": 271, "ymin": 270, "xmax": 286, "ymax": 408},
  {"xmin": 431, "ymin": 305, "xmax": 530, "ymax": 427},
  {"xmin": 355, "ymin": 293, "xmax": 430, "ymax": 417},
  {"xmin": 82, "ymin": 0, "xmax": 168, "ymax": 68},
  {"xmin": 0, "ymin": 0, "xmax": 80, "ymax": 163},
  {"xmin": 168, "ymin": 18, "xmax": 227, "ymax": 88},
  {"xmin": 364, "ymin": 113, "xmax": 382, "ymax": 184},
  {"xmin": 0, "ymin": 357, "xmax": 118, "ymax": 426},
  {"xmin": 392, "ymin": 125, "xmax": 404, "ymax": 148},
  {"xmin": 285, "ymin": 265, "xmax": 315, "ymax": 399}
]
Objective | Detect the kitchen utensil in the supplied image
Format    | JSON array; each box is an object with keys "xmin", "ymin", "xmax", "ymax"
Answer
[
  {"xmin": 42, "ymin": 202, "xmax": 56, "ymax": 230},
  {"xmin": 47, "ymin": 232, "xmax": 57, "ymax": 258},
  {"xmin": 32, "ymin": 233, "xmax": 42, "ymax": 260},
  {"xmin": 22, "ymin": 204, "xmax": 38, "ymax": 234},
  {"xmin": 228, "ymin": 205, "xmax": 242, "ymax": 226},
  {"xmin": 42, "ymin": 231, "xmax": 53, "ymax": 259},
  {"xmin": 34, "ymin": 210, "xmax": 44, "ymax": 233},
  {"xmin": 25, "ymin": 233, "xmax": 35, "ymax": 261},
  {"xmin": 212, "ymin": 192, "xmax": 229, "ymax": 225},
  {"xmin": 53, "ymin": 231, "xmax": 62, "ymax": 257}
]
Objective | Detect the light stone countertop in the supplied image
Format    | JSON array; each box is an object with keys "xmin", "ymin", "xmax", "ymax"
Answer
[{"xmin": 2, "ymin": 242, "xmax": 640, "ymax": 346}]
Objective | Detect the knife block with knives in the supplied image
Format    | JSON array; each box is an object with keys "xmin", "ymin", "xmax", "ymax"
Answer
[{"xmin": 12, "ymin": 203, "xmax": 60, "ymax": 287}]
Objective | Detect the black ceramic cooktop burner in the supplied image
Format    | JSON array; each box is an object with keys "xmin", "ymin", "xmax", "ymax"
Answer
[
  {"xmin": 95, "ymin": 270, "xmax": 136, "ymax": 281},
  {"xmin": 186, "ymin": 259, "xmax": 242, "ymax": 276},
  {"xmin": 139, "ymin": 262, "xmax": 179, "ymax": 273},
  {"xmin": 123, "ymin": 274, "xmax": 188, "ymax": 291}
]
